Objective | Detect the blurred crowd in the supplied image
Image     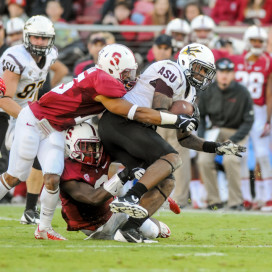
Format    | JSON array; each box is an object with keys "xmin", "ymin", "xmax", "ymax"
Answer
[{"xmin": 0, "ymin": 0, "xmax": 272, "ymax": 213}]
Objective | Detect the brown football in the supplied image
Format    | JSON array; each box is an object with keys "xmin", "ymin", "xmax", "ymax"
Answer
[{"xmin": 169, "ymin": 100, "xmax": 194, "ymax": 116}]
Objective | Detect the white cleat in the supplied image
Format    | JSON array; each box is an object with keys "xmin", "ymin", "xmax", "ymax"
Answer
[
  {"xmin": 157, "ymin": 221, "xmax": 171, "ymax": 238},
  {"xmin": 34, "ymin": 226, "xmax": 67, "ymax": 240}
]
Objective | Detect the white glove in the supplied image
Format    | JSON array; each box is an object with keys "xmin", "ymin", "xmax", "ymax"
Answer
[
  {"xmin": 103, "ymin": 174, "xmax": 123, "ymax": 196},
  {"xmin": 129, "ymin": 167, "xmax": 146, "ymax": 180},
  {"xmin": 216, "ymin": 140, "xmax": 246, "ymax": 158}
]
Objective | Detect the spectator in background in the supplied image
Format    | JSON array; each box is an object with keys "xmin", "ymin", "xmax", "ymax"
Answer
[
  {"xmin": 165, "ymin": 18, "xmax": 190, "ymax": 56},
  {"xmin": 2, "ymin": 0, "xmax": 28, "ymax": 25},
  {"xmin": 131, "ymin": 0, "xmax": 154, "ymax": 24},
  {"xmin": 102, "ymin": 1, "xmax": 137, "ymax": 44},
  {"xmin": 197, "ymin": 58, "xmax": 254, "ymax": 211},
  {"xmin": 211, "ymin": 0, "xmax": 242, "ymax": 26},
  {"xmin": 237, "ymin": 0, "xmax": 272, "ymax": 25},
  {"xmin": 183, "ymin": 0, "xmax": 203, "ymax": 24},
  {"xmin": 45, "ymin": 0, "xmax": 79, "ymax": 49},
  {"xmin": 138, "ymin": 0, "xmax": 174, "ymax": 42},
  {"xmin": 73, "ymin": 33, "xmax": 107, "ymax": 77},
  {"xmin": 145, "ymin": 34, "xmax": 173, "ymax": 67},
  {"xmin": 6, "ymin": 17, "xmax": 24, "ymax": 46}
]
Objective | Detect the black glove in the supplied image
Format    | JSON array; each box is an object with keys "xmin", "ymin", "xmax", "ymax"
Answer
[
  {"xmin": 215, "ymin": 140, "xmax": 247, "ymax": 157},
  {"xmin": 175, "ymin": 114, "xmax": 199, "ymax": 132},
  {"xmin": 192, "ymin": 102, "xmax": 200, "ymax": 124}
]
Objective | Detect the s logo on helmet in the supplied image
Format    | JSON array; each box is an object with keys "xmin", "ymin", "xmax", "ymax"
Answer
[
  {"xmin": 110, "ymin": 52, "xmax": 121, "ymax": 66},
  {"xmin": 182, "ymin": 46, "xmax": 201, "ymax": 57}
]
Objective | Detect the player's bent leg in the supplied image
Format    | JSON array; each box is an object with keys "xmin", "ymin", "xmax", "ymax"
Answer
[
  {"xmin": 21, "ymin": 167, "xmax": 43, "ymax": 225},
  {"xmin": 0, "ymin": 173, "xmax": 20, "ymax": 199},
  {"xmin": 110, "ymin": 155, "xmax": 180, "ymax": 218},
  {"xmin": 35, "ymin": 174, "xmax": 67, "ymax": 240}
]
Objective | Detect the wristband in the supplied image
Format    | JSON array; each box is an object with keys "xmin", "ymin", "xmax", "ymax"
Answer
[
  {"xmin": 127, "ymin": 105, "xmax": 138, "ymax": 120},
  {"xmin": 160, "ymin": 112, "xmax": 178, "ymax": 125},
  {"xmin": 202, "ymin": 141, "xmax": 220, "ymax": 153}
]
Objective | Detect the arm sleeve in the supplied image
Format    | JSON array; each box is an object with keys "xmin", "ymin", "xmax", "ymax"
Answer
[{"xmin": 154, "ymin": 78, "xmax": 174, "ymax": 98}]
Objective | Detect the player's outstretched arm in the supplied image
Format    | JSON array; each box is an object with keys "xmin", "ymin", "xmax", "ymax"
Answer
[
  {"xmin": 95, "ymin": 95, "xmax": 196, "ymax": 129},
  {"xmin": 0, "ymin": 71, "xmax": 22, "ymax": 118},
  {"xmin": 61, "ymin": 179, "xmax": 113, "ymax": 206},
  {"xmin": 177, "ymin": 131, "xmax": 246, "ymax": 157}
]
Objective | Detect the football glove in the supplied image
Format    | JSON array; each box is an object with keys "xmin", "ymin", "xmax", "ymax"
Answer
[
  {"xmin": 192, "ymin": 103, "xmax": 200, "ymax": 124},
  {"xmin": 128, "ymin": 167, "xmax": 145, "ymax": 180},
  {"xmin": 0, "ymin": 77, "xmax": 6, "ymax": 97},
  {"xmin": 215, "ymin": 140, "xmax": 246, "ymax": 158},
  {"xmin": 175, "ymin": 114, "xmax": 199, "ymax": 132}
]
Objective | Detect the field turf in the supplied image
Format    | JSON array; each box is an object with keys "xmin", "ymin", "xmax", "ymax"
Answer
[{"xmin": 0, "ymin": 205, "xmax": 272, "ymax": 272}]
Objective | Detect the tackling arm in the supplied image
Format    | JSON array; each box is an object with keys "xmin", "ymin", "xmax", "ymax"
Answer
[
  {"xmin": 0, "ymin": 70, "xmax": 22, "ymax": 118},
  {"xmin": 61, "ymin": 179, "xmax": 113, "ymax": 206}
]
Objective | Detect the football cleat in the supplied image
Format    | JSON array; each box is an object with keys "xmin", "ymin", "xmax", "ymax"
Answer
[
  {"xmin": 20, "ymin": 207, "xmax": 40, "ymax": 225},
  {"xmin": 110, "ymin": 195, "xmax": 148, "ymax": 218},
  {"xmin": 114, "ymin": 228, "xmax": 158, "ymax": 243},
  {"xmin": 167, "ymin": 197, "xmax": 181, "ymax": 214},
  {"xmin": 243, "ymin": 200, "xmax": 252, "ymax": 210},
  {"xmin": 34, "ymin": 226, "xmax": 67, "ymax": 240},
  {"xmin": 157, "ymin": 221, "xmax": 171, "ymax": 238},
  {"xmin": 260, "ymin": 200, "xmax": 272, "ymax": 212}
]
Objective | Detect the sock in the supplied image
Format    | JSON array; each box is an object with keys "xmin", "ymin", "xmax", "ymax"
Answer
[
  {"xmin": 39, "ymin": 187, "xmax": 59, "ymax": 231},
  {"xmin": 189, "ymin": 180, "xmax": 200, "ymax": 207},
  {"xmin": 25, "ymin": 193, "xmax": 39, "ymax": 211},
  {"xmin": 122, "ymin": 216, "xmax": 148, "ymax": 231},
  {"xmin": 241, "ymin": 179, "xmax": 252, "ymax": 201},
  {"xmin": 263, "ymin": 179, "xmax": 272, "ymax": 202},
  {"xmin": 139, "ymin": 219, "xmax": 159, "ymax": 239},
  {"xmin": 254, "ymin": 180, "xmax": 263, "ymax": 202},
  {"xmin": 0, "ymin": 179, "xmax": 10, "ymax": 199},
  {"xmin": 125, "ymin": 182, "xmax": 148, "ymax": 199}
]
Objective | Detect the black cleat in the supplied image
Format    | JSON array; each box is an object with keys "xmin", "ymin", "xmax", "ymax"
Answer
[
  {"xmin": 110, "ymin": 195, "xmax": 148, "ymax": 218},
  {"xmin": 20, "ymin": 207, "xmax": 40, "ymax": 225}
]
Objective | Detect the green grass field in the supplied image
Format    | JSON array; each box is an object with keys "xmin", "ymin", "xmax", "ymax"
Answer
[{"xmin": 0, "ymin": 205, "xmax": 272, "ymax": 272}]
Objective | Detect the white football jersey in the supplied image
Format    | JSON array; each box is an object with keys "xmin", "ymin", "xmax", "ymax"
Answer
[
  {"xmin": 124, "ymin": 60, "xmax": 196, "ymax": 108},
  {"xmin": 0, "ymin": 44, "xmax": 58, "ymax": 112}
]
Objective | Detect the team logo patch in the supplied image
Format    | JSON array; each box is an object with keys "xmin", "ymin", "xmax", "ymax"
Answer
[
  {"xmin": 110, "ymin": 52, "xmax": 121, "ymax": 66},
  {"xmin": 181, "ymin": 46, "xmax": 201, "ymax": 58},
  {"xmin": 84, "ymin": 174, "xmax": 90, "ymax": 182}
]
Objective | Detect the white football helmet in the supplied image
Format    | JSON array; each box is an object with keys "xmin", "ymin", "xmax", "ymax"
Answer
[
  {"xmin": 97, "ymin": 43, "xmax": 138, "ymax": 90},
  {"xmin": 65, "ymin": 122, "xmax": 103, "ymax": 167},
  {"xmin": 6, "ymin": 17, "xmax": 24, "ymax": 46},
  {"xmin": 244, "ymin": 25, "xmax": 268, "ymax": 56},
  {"xmin": 165, "ymin": 18, "xmax": 190, "ymax": 49},
  {"xmin": 190, "ymin": 15, "xmax": 215, "ymax": 46},
  {"xmin": 23, "ymin": 15, "xmax": 55, "ymax": 56},
  {"xmin": 177, "ymin": 43, "xmax": 216, "ymax": 91}
]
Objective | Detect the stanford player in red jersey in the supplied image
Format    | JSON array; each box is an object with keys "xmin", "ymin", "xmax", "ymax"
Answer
[
  {"xmin": 231, "ymin": 25, "xmax": 272, "ymax": 211},
  {"xmin": 0, "ymin": 44, "xmax": 192, "ymax": 241},
  {"xmin": 60, "ymin": 123, "xmax": 172, "ymax": 241}
]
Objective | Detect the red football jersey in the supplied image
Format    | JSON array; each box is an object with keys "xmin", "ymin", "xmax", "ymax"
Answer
[
  {"xmin": 29, "ymin": 68, "xmax": 127, "ymax": 131},
  {"xmin": 60, "ymin": 155, "xmax": 113, "ymax": 232},
  {"xmin": 231, "ymin": 53, "xmax": 272, "ymax": 106}
]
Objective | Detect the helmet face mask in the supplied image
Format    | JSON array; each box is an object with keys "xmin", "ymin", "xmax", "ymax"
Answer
[
  {"xmin": 97, "ymin": 44, "xmax": 138, "ymax": 90},
  {"xmin": 178, "ymin": 43, "xmax": 216, "ymax": 91},
  {"xmin": 23, "ymin": 15, "xmax": 55, "ymax": 57},
  {"xmin": 65, "ymin": 123, "xmax": 103, "ymax": 167}
]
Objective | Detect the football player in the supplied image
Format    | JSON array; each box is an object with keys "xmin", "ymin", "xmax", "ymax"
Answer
[
  {"xmin": 0, "ymin": 15, "xmax": 68, "ymax": 224},
  {"xmin": 231, "ymin": 25, "xmax": 272, "ymax": 211},
  {"xmin": 60, "ymin": 122, "xmax": 171, "ymax": 242},
  {"xmin": 98, "ymin": 43, "xmax": 246, "ymax": 242},
  {"xmin": 0, "ymin": 43, "xmax": 198, "ymax": 240}
]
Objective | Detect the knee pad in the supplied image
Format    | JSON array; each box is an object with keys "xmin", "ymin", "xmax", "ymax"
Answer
[
  {"xmin": 257, "ymin": 156, "xmax": 272, "ymax": 179},
  {"xmin": 139, "ymin": 218, "xmax": 159, "ymax": 239}
]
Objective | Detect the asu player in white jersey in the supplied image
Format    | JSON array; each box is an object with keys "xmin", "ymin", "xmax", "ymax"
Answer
[
  {"xmin": 0, "ymin": 15, "xmax": 68, "ymax": 224},
  {"xmin": 231, "ymin": 25, "xmax": 272, "ymax": 211},
  {"xmin": 98, "ymin": 43, "xmax": 246, "ymax": 243}
]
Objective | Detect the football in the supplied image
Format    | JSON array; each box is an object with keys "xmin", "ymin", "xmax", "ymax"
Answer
[{"xmin": 169, "ymin": 100, "xmax": 194, "ymax": 116}]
